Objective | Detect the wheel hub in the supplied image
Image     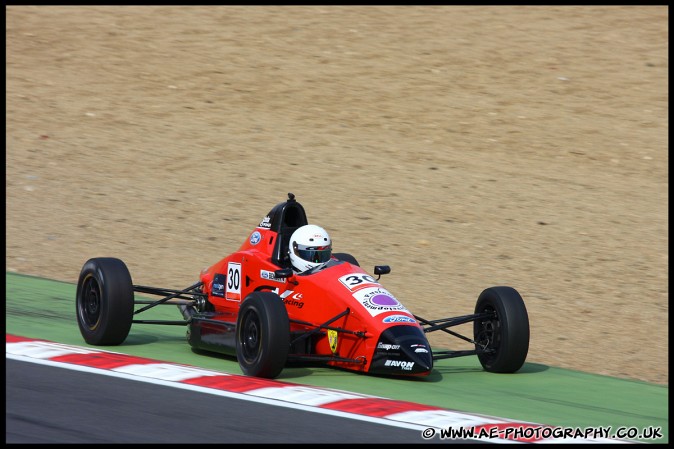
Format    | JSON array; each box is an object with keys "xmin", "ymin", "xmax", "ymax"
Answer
[{"xmin": 80, "ymin": 276, "xmax": 102, "ymax": 329}]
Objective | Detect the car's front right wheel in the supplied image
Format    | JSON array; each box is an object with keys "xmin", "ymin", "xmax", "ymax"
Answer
[
  {"xmin": 473, "ymin": 286, "xmax": 529, "ymax": 373},
  {"xmin": 235, "ymin": 291, "xmax": 290, "ymax": 378}
]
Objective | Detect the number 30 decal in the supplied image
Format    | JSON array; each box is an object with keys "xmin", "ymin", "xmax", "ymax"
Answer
[
  {"xmin": 226, "ymin": 262, "xmax": 242, "ymax": 301},
  {"xmin": 339, "ymin": 273, "xmax": 378, "ymax": 291}
]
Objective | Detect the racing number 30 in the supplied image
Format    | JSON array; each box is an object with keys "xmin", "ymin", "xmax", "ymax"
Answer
[
  {"xmin": 340, "ymin": 273, "xmax": 378, "ymax": 291},
  {"xmin": 226, "ymin": 262, "xmax": 242, "ymax": 301}
]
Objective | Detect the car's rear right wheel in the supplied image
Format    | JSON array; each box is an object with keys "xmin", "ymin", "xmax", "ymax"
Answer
[{"xmin": 333, "ymin": 252, "xmax": 360, "ymax": 267}]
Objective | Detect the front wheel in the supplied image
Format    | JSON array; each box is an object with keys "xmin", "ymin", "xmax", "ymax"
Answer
[
  {"xmin": 76, "ymin": 257, "xmax": 134, "ymax": 345},
  {"xmin": 236, "ymin": 291, "xmax": 290, "ymax": 378},
  {"xmin": 473, "ymin": 286, "xmax": 529, "ymax": 373}
]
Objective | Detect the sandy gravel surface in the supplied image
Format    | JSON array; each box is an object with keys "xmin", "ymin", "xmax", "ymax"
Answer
[{"xmin": 6, "ymin": 6, "xmax": 668, "ymax": 384}]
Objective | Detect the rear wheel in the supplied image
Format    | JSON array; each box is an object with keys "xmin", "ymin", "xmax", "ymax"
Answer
[
  {"xmin": 333, "ymin": 252, "xmax": 360, "ymax": 267},
  {"xmin": 473, "ymin": 286, "xmax": 529, "ymax": 373},
  {"xmin": 76, "ymin": 257, "xmax": 134, "ymax": 345},
  {"xmin": 236, "ymin": 291, "xmax": 290, "ymax": 378}
]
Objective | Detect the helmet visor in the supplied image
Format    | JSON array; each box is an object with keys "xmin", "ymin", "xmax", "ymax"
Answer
[{"xmin": 295, "ymin": 244, "xmax": 332, "ymax": 264}]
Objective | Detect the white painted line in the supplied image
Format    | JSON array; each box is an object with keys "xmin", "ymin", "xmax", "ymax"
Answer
[
  {"xmin": 246, "ymin": 385, "xmax": 373, "ymax": 406},
  {"xmin": 386, "ymin": 409, "xmax": 507, "ymax": 428},
  {"xmin": 6, "ymin": 340, "xmax": 97, "ymax": 358},
  {"xmin": 112, "ymin": 363, "xmax": 229, "ymax": 381}
]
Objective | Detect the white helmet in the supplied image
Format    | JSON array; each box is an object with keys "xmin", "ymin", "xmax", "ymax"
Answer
[{"xmin": 288, "ymin": 224, "xmax": 332, "ymax": 273}]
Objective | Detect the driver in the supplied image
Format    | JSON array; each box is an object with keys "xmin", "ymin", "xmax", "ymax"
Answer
[{"xmin": 288, "ymin": 224, "xmax": 332, "ymax": 274}]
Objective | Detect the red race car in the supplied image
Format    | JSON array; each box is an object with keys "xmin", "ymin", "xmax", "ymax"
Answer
[{"xmin": 76, "ymin": 193, "xmax": 530, "ymax": 379}]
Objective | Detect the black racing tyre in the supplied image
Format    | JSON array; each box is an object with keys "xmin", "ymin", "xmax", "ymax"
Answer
[
  {"xmin": 76, "ymin": 257, "xmax": 134, "ymax": 346},
  {"xmin": 236, "ymin": 291, "xmax": 290, "ymax": 378},
  {"xmin": 333, "ymin": 252, "xmax": 360, "ymax": 267},
  {"xmin": 473, "ymin": 286, "xmax": 529, "ymax": 373}
]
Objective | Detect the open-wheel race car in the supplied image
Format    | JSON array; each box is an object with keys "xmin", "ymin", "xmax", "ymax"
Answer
[{"xmin": 76, "ymin": 193, "xmax": 530, "ymax": 379}]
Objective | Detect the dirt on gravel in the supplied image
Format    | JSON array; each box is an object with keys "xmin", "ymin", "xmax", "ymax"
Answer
[{"xmin": 6, "ymin": 6, "xmax": 668, "ymax": 385}]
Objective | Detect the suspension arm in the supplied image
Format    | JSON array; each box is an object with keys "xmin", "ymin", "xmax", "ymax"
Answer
[{"xmin": 133, "ymin": 281, "xmax": 204, "ymax": 314}]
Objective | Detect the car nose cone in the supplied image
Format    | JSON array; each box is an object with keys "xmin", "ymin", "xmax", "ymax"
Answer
[{"xmin": 368, "ymin": 325, "xmax": 433, "ymax": 376}]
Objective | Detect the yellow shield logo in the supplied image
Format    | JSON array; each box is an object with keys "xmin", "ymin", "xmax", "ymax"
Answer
[{"xmin": 328, "ymin": 329, "xmax": 338, "ymax": 354}]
